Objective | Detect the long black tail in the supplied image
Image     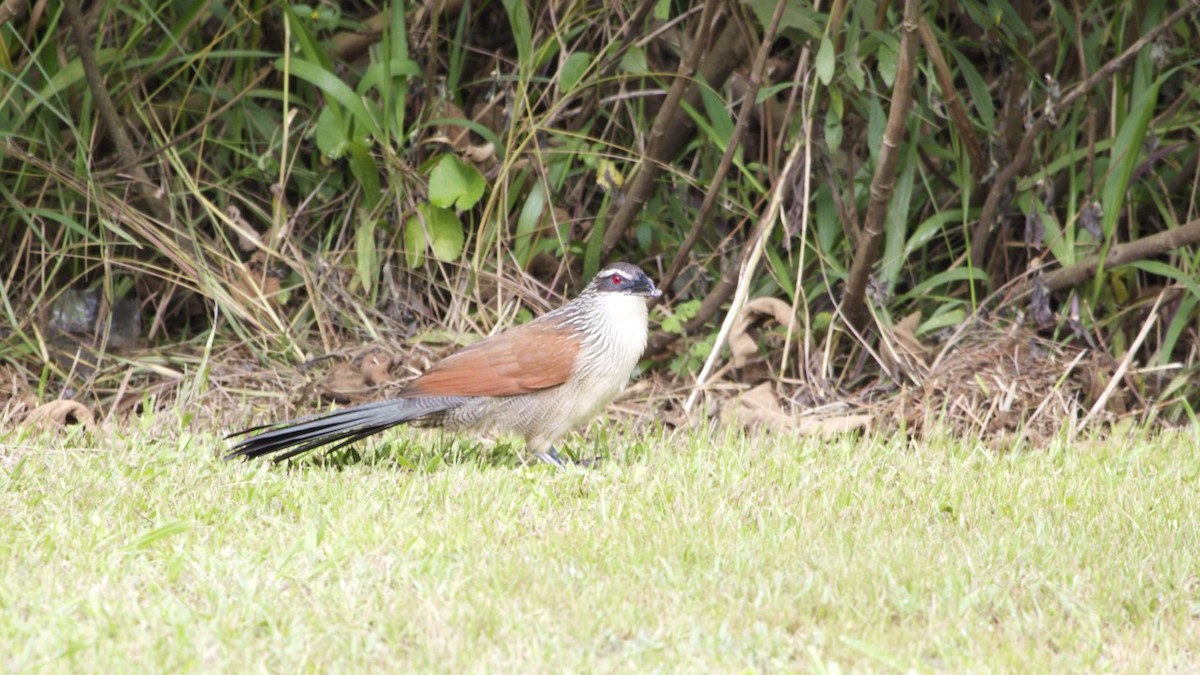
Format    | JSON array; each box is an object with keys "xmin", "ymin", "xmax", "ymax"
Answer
[{"xmin": 225, "ymin": 397, "xmax": 463, "ymax": 462}]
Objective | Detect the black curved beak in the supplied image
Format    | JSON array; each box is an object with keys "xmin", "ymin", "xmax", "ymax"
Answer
[{"xmin": 633, "ymin": 274, "xmax": 662, "ymax": 298}]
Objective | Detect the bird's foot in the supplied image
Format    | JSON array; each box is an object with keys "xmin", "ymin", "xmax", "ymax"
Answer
[{"xmin": 534, "ymin": 448, "xmax": 603, "ymax": 468}]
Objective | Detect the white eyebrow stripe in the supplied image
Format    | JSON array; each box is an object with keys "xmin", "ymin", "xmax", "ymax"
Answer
[{"xmin": 598, "ymin": 268, "xmax": 627, "ymax": 278}]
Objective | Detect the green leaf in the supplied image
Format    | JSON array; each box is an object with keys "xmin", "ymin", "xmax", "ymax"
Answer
[
  {"xmin": 357, "ymin": 58, "xmax": 421, "ymax": 96},
  {"xmin": 515, "ymin": 183, "xmax": 547, "ymax": 265},
  {"xmin": 124, "ymin": 520, "xmax": 191, "ymax": 552},
  {"xmin": 356, "ymin": 217, "xmax": 377, "ymax": 293},
  {"xmin": 619, "ymin": 46, "xmax": 648, "ymax": 75},
  {"xmin": 816, "ymin": 35, "xmax": 835, "ymax": 85},
  {"xmin": 905, "ymin": 208, "xmax": 975, "ymax": 259},
  {"xmin": 1157, "ymin": 293, "xmax": 1198, "ymax": 367},
  {"xmin": 918, "ymin": 308, "xmax": 966, "ymax": 336},
  {"xmin": 404, "ymin": 212, "xmax": 426, "ymax": 268},
  {"xmin": 502, "ymin": 0, "xmax": 532, "ymax": 70},
  {"xmin": 560, "ymin": 52, "xmax": 592, "ymax": 94},
  {"xmin": 282, "ymin": 5, "xmax": 335, "ymax": 70},
  {"xmin": 428, "ymin": 155, "xmax": 486, "ymax": 211},
  {"xmin": 25, "ymin": 49, "xmax": 119, "ymax": 116},
  {"xmin": 314, "ymin": 106, "xmax": 349, "ymax": 159},
  {"xmin": 699, "ymin": 84, "xmax": 733, "ymax": 147},
  {"xmin": 276, "ymin": 57, "xmax": 381, "ymax": 141},
  {"xmin": 949, "ymin": 45, "xmax": 994, "ymax": 131},
  {"xmin": 824, "ymin": 110, "xmax": 843, "ymax": 151},
  {"xmin": 880, "ymin": 127, "xmax": 917, "ymax": 291},
  {"xmin": 900, "ymin": 267, "xmax": 991, "ymax": 301},
  {"xmin": 1100, "ymin": 79, "xmax": 1160, "ymax": 241},
  {"xmin": 866, "ymin": 92, "xmax": 886, "ymax": 165},
  {"xmin": 1128, "ymin": 260, "xmax": 1200, "ymax": 305},
  {"xmin": 740, "ymin": 0, "xmax": 822, "ymax": 37},
  {"xmin": 424, "ymin": 205, "xmax": 465, "ymax": 261},
  {"xmin": 405, "ymin": 204, "xmax": 465, "ymax": 265},
  {"xmin": 877, "ymin": 38, "xmax": 898, "ymax": 88},
  {"xmin": 348, "ymin": 144, "xmax": 381, "ymax": 210}
]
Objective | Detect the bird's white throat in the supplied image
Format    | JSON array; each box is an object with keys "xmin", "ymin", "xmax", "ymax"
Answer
[{"xmin": 583, "ymin": 291, "xmax": 649, "ymax": 362}]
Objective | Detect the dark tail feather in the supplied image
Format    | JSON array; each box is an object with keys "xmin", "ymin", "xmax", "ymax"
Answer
[{"xmin": 225, "ymin": 397, "xmax": 462, "ymax": 462}]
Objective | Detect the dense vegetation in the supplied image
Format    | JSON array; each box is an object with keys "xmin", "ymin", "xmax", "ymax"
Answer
[{"xmin": 2, "ymin": 0, "xmax": 1198, "ymax": 433}]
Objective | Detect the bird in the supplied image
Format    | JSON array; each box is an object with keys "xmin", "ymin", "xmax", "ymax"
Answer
[{"xmin": 226, "ymin": 262, "xmax": 661, "ymax": 465}]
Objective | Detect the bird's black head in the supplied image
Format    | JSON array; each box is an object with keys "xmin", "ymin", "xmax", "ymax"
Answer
[{"xmin": 591, "ymin": 262, "xmax": 661, "ymax": 298}]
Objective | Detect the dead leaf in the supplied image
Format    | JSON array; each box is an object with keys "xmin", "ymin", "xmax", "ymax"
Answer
[
  {"xmin": 722, "ymin": 382, "xmax": 795, "ymax": 431},
  {"xmin": 323, "ymin": 362, "xmax": 370, "ymax": 402},
  {"xmin": 25, "ymin": 400, "xmax": 96, "ymax": 431},
  {"xmin": 729, "ymin": 297, "xmax": 796, "ymax": 368},
  {"xmin": 0, "ymin": 364, "xmax": 36, "ymax": 414},
  {"xmin": 463, "ymin": 142, "xmax": 495, "ymax": 164},
  {"xmin": 360, "ymin": 350, "xmax": 393, "ymax": 386},
  {"xmin": 226, "ymin": 204, "xmax": 261, "ymax": 252},
  {"xmin": 796, "ymin": 414, "xmax": 872, "ymax": 436}
]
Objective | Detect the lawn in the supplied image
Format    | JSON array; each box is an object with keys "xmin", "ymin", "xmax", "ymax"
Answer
[{"xmin": 1, "ymin": 422, "xmax": 1197, "ymax": 672}]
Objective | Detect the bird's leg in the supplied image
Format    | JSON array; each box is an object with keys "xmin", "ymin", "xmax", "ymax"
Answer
[
  {"xmin": 535, "ymin": 448, "xmax": 567, "ymax": 467},
  {"xmin": 534, "ymin": 446, "xmax": 603, "ymax": 468}
]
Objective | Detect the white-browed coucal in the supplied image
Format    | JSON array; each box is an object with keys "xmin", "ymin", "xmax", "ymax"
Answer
[{"xmin": 227, "ymin": 262, "xmax": 660, "ymax": 464}]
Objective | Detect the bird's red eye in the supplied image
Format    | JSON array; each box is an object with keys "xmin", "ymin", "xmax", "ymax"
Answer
[{"xmin": 611, "ymin": 274, "xmax": 623, "ymax": 285}]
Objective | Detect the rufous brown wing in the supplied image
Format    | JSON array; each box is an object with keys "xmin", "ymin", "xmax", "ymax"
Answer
[{"xmin": 401, "ymin": 315, "xmax": 582, "ymax": 398}]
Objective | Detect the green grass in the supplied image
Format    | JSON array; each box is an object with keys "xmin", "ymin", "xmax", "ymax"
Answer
[{"xmin": 2, "ymin": 423, "xmax": 1198, "ymax": 672}]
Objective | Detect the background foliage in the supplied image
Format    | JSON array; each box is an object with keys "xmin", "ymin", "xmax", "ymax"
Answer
[{"xmin": 1, "ymin": 0, "xmax": 1198, "ymax": 431}]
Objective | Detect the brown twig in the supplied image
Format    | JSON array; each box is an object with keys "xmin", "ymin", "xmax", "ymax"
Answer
[
  {"xmin": 0, "ymin": 0, "xmax": 26, "ymax": 30},
  {"xmin": 1038, "ymin": 217, "xmax": 1200, "ymax": 294},
  {"xmin": 838, "ymin": 0, "xmax": 921, "ymax": 332},
  {"xmin": 968, "ymin": 0, "xmax": 1200, "ymax": 270},
  {"xmin": 646, "ymin": 261, "xmax": 739, "ymax": 355},
  {"xmin": 917, "ymin": 16, "xmax": 984, "ymax": 179},
  {"xmin": 600, "ymin": 7, "xmax": 750, "ymax": 257},
  {"xmin": 657, "ymin": 0, "xmax": 790, "ymax": 299},
  {"xmin": 63, "ymin": 0, "xmax": 171, "ymax": 227}
]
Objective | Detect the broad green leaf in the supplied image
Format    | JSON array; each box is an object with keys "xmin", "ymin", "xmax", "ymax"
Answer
[
  {"xmin": 917, "ymin": 308, "xmax": 967, "ymax": 336},
  {"xmin": 502, "ymin": 0, "xmax": 532, "ymax": 70},
  {"xmin": 314, "ymin": 106, "xmax": 349, "ymax": 159},
  {"xmin": 824, "ymin": 110, "xmax": 843, "ymax": 151},
  {"xmin": 282, "ymin": 5, "xmax": 335, "ymax": 70},
  {"xmin": 949, "ymin": 45, "xmax": 994, "ymax": 130},
  {"xmin": 814, "ymin": 184, "xmax": 840, "ymax": 254},
  {"xmin": 349, "ymin": 144, "xmax": 381, "ymax": 210},
  {"xmin": 816, "ymin": 35, "xmax": 835, "ymax": 85},
  {"xmin": 560, "ymin": 52, "xmax": 592, "ymax": 94},
  {"xmin": 905, "ymin": 208, "xmax": 974, "ymax": 258},
  {"xmin": 276, "ymin": 57, "xmax": 381, "ymax": 140},
  {"xmin": 1157, "ymin": 294, "xmax": 1198, "ymax": 367},
  {"xmin": 515, "ymin": 182, "xmax": 547, "ymax": 265},
  {"xmin": 880, "ymin": 125, "xmax": 917, "ymax": 290},
  {"xmin": 1100, "ymin": 78, "xmax": 1160, "ymax": 241},
  {"xmin": 877, "ymin": 38, "xmax": 898, "ymax": 88},
  {"xmin": 424, "ymin": 205, "xmax": 465, "ymax": 261},
  {"xmin": 25, "ymin": 49, "xmax": 119, "ymax": 116},
  {"xmin": 844, "ymin": 16, "xmax": 865, "ymax": 90},
  {"xmin": 740, "ymin": 0, "xmax": 822, "ymax": 37},
  {"xmin": 900, "ymin": 267, "xmax": 991, "ymax": 301},
  {"xmin": 620, "ymin": 46, "xmax": 648, "ymax": 75},
  {"xmin": 428, "ymin": 154, "xmax": 486, "ymax": 211},
  {"xmin": 699, "ymin": 84, "xmax": 733, "ymax": 146},
  {"xmin": 357, "ymin": 58, "xmax": 421, "ymax": 96},
  {"xmin": 1129, "ymin": 260, "xmax": 1200, "ymax": 304},
  {"xmin": 404, "ymin": 212, "xmax": 426, "ymax": 268},
  {"xmin": 356, "ymin": 218, "xmax": 377, "ymax": 293},
  {"xmin": 866, "ymin": 91, "xmax": 886, "ymax": 162}
]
